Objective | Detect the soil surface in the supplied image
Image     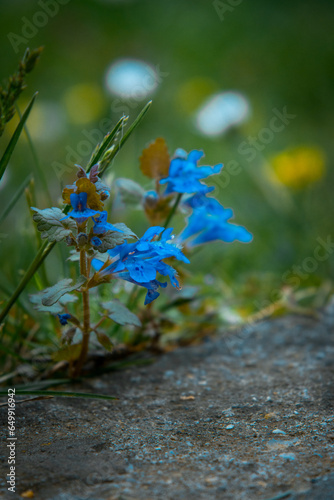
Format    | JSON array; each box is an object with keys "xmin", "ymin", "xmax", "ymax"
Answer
[{"xmin": 1, "ymin": 313, "xmax": 334, "ymax": 500}]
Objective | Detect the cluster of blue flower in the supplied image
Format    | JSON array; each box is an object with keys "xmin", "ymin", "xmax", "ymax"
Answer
[
  {"xmin": 61, "ymin": 148, "xmax": 252, "ymax": 308},
  {"xmin": 93, "ymin": 227, "xmax": 189, "ymax": 305},
  {"xmin": 163, "ymin": 149, "xmax": 252, "ymax": 247}
]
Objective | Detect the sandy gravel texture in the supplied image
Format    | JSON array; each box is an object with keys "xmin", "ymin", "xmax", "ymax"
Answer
[{"xmin": 1, "ymin": 313, "xmax": 334, "ymax": 500}]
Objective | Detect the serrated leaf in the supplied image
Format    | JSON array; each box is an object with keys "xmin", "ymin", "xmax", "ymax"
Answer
[
  {"xmin": 139, "ymin": 137, "xmax": 170, "ymax": 180},
  {"xmin": 96, "ymin": 331, "xmax": 114, "ymax": 352},
  {"xmin": 41, "ymin": 276, "xmax": 86, "ymax": 306},
  {"xmin": 67, "ymin": 249, "xmax": 80, "ymax": 262},
  {"xmin": 30, "ymin": 291, "xmax": 76, "ymax": 315},
  {"xmin": 94, "ymin": 224, "xmax": 137, "ymax": 253},
  {"xmin": 31, "ymin": 207, "xmax": 77, "ymax": 242},
  {"xmin": 29, "ymin": 293, "xmax": 63, "ymax": 314},
  {"xmin": 95, "ymin": 178, "xmax": 111, "ymax": 198},
  {"xmin": 102, "ymin": 299, "xmax": 141, "ymax": 327},
  {"xmin": 59, "ymin": 293, "xmax": 79, "ymax": 305},
  {"xmin": 115, "ymin": 178, "xmax": 145, "ymax": 206},
  {"xmin": 52, "ymin": 343, "xmax": 82, "ymax": 362}
]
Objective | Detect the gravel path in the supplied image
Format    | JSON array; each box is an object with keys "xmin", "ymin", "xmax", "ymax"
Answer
[{"xmin": 1, "ymin": 313, "xmax": 334, "ymax": 499}]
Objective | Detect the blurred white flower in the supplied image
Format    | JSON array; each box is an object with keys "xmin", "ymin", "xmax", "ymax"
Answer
[
  {"xmin": 195, "ymin": 91, "xmax": 250, "ymax": 136},
  {"xmin": 105, "ymin": 59, "xmax": 158, "ymax": 100}
]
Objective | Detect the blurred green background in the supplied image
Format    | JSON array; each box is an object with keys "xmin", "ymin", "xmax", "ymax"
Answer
[{"xmin": 1, "ymin": 0, "xmax": 333, "ymax": 312}]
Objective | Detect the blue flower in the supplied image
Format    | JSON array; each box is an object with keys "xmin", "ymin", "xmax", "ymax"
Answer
[
  {"xmin": 91, "ymin": 236, "xmax": 102, "ymax": 247},
  {"xmin": 159, "ymin": 149, "xmax": 222, "ymax": 194},
  {"xmin": 61, "ymin": 192, "xmax": 100, "ymax": 224},
  {"xmin": 92, "ymin": 226, "xmax": 190, "ymax": 304},
  {"xmin": 57, "ymin": 313, "xmax": 71, "ymax": 326},
  {"xmin": 92, "ymin": 211, "xmax": 123, "ymax": 235},
  {"xmin": 179, "ymin": 193, "xmax": 252, "ymax": 246}
]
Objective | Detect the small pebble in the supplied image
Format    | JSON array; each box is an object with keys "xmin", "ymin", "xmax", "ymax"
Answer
[
  {"xmin": 272, "ymin": 429, "xmax": 286, "ymax": 435},
  {"xmin": 279, "ymin": 453, "xmax": 296, "ymax": 460},
  {"xmin": 226, "ymin": 424, "xmax": 234, "ymax": 430}
]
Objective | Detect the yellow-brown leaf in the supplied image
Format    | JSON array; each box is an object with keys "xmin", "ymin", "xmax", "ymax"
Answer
[{"xmin": 139, "ymin": 137, "xmax": 170, "ymax": 180}]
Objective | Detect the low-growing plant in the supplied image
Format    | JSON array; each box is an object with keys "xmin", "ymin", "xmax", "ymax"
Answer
[
  {"xmin": 0, "ymin": 49, "xmax": 252, "ymax": 381},
  {"xmin": 29, "ymin": 136, "xmax": 252, "ymax": 377}
]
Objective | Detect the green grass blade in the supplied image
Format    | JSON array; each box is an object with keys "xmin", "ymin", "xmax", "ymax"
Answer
[
  {"xmin": 0, "ymin": 240, "xmax": 55, "ymax": 325},
  {"xmin": 0, "ymin": 389, "xmax": 117, "ymax": 400},
  {"xmin": 0, "ymin": 344, "xmax": 26, "ymax": 362},
  {"xmin": 86, "ymin": 115, "xmax": 127, "ymax": 173},
  {"xmin": 0, "ymin": 92, "xmax": 38, "ymax": 181},
  {"xmin": 0, "ymin": 173, "xmax": 33, "ymax": 224},
  {"xmin": 99, "ymin": 100, "xmax": 152, "ymax": 176},
  {"xmin": 17, "ymin": 104, "xmax": 52, "ymax": 204},
  {"xmin": 14, "ymin": 378, "xmax": 76, "ymax": 390}
]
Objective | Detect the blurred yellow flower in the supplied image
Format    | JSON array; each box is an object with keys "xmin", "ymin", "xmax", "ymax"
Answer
[
  {"xmin": 63, "ymin": 83, "xmax": 106, "ymax": 125},
  {"xmin": 271, "ymin": 146, "xmax": 326, "ymax": 189}
]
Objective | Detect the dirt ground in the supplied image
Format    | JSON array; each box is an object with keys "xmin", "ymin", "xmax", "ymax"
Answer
[{"xmin": 1, "ymin": 312, "xmax": 334, "ymax": 500}]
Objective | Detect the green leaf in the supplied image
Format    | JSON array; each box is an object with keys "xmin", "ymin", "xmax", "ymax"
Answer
[
  {"xmin": 99, "ymin": 100, "xmax": 152, "ymax": 177},
  {"xmin": 102, "ymin": 299, "xmax": 142, "ymax": 327},
  {"xmin": 96, "ymin": 331, "xmax": 114, "ymax": 352},
  {"xmin": 95, "ymin": 178, "xmax": 111, "ymax": 198},
  {"xmin": 30, "ymin": 291, "xmax": 78, "ymax": 314},
  {"xmin": 93, "ymin": 223, "xmax": 137, "ymax": 253},
  {"xmin": 115, "ymin": 178, "xmax": 145, "ymax": 205},
  {"xmin": 86, "ymin": 115, "xmax": 127, "ymax": 173},
  {"xmin": 0, "ymin": 389, "xmax": 117, "ymax": 400},
  {"xmin": 59, "ymin": 293, "xmax": 79, "ymax": 305},
  {"xmin": 14, "ymin": 379, "xmax": 77, "ymax": 391},
  {"xmin": 52, "ymin": 343, "xmax": 82, "ymax": 362},
  {"xmin": 31, "ymin": 207, "xmax": 77, "ymax": 242},
  {"xmin": 41, "ymin": 276, "xmax": 86, "ymax": 306},
  {"xmin": 29, "ymin": 294, "xmax": 63, "ymax": 314},
  {"xmin": 0, "ymin": 92, "xmax": 38, "ymax": 181}
]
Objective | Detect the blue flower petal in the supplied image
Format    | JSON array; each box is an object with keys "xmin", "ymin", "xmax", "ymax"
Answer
[
  {"xmin": 91, "ymin": 258, "xmax": 105, "ymax": 271},
  {"xmin": 187, "ymin": 149, "xmax": 204, "ymax": 163},
  {"xmin": 127, "ymin": 259, "xmax": 157, "ymax": 283},
  {"xmin": 160, "ymin": 149, "xmax": 222, "ymax": 195},
  {"xmin": 93, "ymin": 211, "xmax": 124, "ymax": 234},
  {"xmin": 91, "ymin": 237, "xmax": 102, "ymax": 246},
  {"xmin": 144, "ymin": 289, "xmax": 160, "ymax": 305},
  {"xmin": 57, "ymin": 313, "xmax": 71, "ymax": 326}
]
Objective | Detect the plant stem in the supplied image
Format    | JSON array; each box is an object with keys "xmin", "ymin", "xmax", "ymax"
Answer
[
  {"xmin": 92, "ymin": 316, "xmax": 107, "ymax": 332},
  {"xmin": 162, "ymin": 193, "xmax": 182, "ymax": 230},
  {"xmin": 72, "ymin": 249, "xmax": 91, "ymax": 378}
]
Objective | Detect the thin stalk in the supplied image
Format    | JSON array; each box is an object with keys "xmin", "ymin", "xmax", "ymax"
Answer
[
  {"xmin": 16, "ymin": 103, "xmax": 52, "ymax": 204},
  {"xmin": 72, "ymin": 249, "xmax": 90, "ymax": 377},
  {"xmin": 99, "ymin": 100, "xmax": 152, "ymax": 177},
  {"xmin": 0, "ymin": 173, "xmax": 32, "ymax": 224},
  {"xmin": 92, "ymin": 316, "xmax": 107, "ymax": 332},
  {"xmin": 162, "ymin": 193, "xmax": 182, "ymax": 230},
  {"xmin": 0, "ymin": 240, "xmax": 55, "ymax": 326},
  {"xmin": 25, "ymin": 180, "xmax": 49, "ymax": 287}
]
